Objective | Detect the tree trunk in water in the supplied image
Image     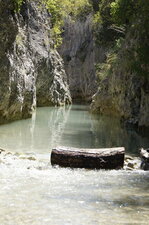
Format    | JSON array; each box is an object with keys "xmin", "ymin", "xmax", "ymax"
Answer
[{"xmin": 51, "ymin": 146, "xmax": 125, "ymax": 170}]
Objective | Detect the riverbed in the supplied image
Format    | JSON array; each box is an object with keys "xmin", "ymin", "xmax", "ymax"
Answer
[{"xmin": 0, "ymin": 105, "xmax": 149, "ymax": 224}]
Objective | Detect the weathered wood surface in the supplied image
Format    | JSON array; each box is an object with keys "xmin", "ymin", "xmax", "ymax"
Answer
[
  {"xmin": 140, "ymin": 148, "xmax": 149, "ymax": 170},
  {"xmin": 51, "ymin": 146, "xmax": 125, "ymax": 170}
]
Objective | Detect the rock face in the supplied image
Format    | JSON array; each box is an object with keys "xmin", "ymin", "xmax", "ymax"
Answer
[
  {"xmin": 90, "ymin": 0, "xmax": 149, "ymax": 130},
  {"xmin": 91, "ymin": 65, "xmax": 149, "ymax": 129},
  {"xmin": 91, "ymin": 27, "xmax": 149, "ymax": 129},
  {"xmin": 59, "ymin": 15, "xmax": 104, "ymax": 102},
  {"xmin": 0, "ymin": 0, "xmax": 71, "ymax": 124}
]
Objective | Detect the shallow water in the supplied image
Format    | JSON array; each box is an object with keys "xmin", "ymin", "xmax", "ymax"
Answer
[
  {"xmin": 0, "ymin": 161, "xmax": 149, "ymax": 225},
  {"xmin": 0, "ymin": 105, "xmax": 149, "ymax": 225},
  {"xmin": 0, "ymin": 104, "xmax": 149, "ymax": 155}
]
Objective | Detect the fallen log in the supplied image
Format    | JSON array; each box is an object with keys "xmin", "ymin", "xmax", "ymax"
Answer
[{"xmin": 51, "ymin": 146, "xmax": 125, "ymax": 170}]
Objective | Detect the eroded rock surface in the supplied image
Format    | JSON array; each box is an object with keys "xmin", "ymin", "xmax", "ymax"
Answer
[
  {"xmin": 59, "ymin": 15, "xmax": 105, "ymax": 102},
  {"xmin": 0, "ymin": 0, "xmax": 71, "ymax": 124},
  {"xmin": 91, "ymin": 14, "xmax": 149, "ymax": 130},
  {"xmin": 91, "ymin": 67, "xmax": 149, "ymax": 130}
]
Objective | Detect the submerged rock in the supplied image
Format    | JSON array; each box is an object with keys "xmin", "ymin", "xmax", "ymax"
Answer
[
  {"xmin": 0, "ymin": 147, "xmax": 49, "ymax": 170},
  {"xmin": 0, "ymin": 147, "xmax": 144, "ymax": 172},
  {"xmin": 124, "ymin": 155, "xmax": 140, "ymax": 171},
  {"xmin": 0, "ymin": 0, "xmax": 71, "ymax": 124},
  {"xmin": 0, "ymin": 148, "xmax": 18, "ymax": 165},
  {"xmin": 19, "ymin": 155, "xmax": 37, "ymax": 161},
  {"xmin": 140, "ymin": 148, "xmax": 149, "ymax": 171}
]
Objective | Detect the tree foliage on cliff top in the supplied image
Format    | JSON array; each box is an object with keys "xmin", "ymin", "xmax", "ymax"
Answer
[
  {"xmin": 95, "ymin": 0, "xmax": 149, "ymax": 78},
  {"xmin": 111, "ymin": 0, "xmax": 149, "ymax": 77},
  {"xmin": 110, "ymin": 0, "xmax": 149, "ymax": 27},
  {"xmin": 43, "ymin": 0, "xmax": 93, "ymax": 47},
  {"xmin": 14, "ymin": 0, "xmax": 93, "ymax": 47}
]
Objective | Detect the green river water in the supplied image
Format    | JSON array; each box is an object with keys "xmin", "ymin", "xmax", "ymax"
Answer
[{"xmin": 0, "ymin": 104, "xmax": 149, "ymax": 224}]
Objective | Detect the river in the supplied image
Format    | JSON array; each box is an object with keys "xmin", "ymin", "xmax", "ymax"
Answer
[{"xmin": 0, "ymin": 104, "xmax": 149, "ymax": 224}]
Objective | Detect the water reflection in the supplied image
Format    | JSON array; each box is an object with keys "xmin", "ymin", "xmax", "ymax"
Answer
[
  {"xmin": 0, "ymin": 104, "xmax": 149, "ymax": 155},
  {"xmin": 0, "ymin": 106, "xmax": 71, "ymax": 153},
  {"xmin": 91, "ymin": 114, "xmax": 149, "ymax": 154},
  {"xmin": 0, "ymin": 105, "xmax": 149, "ymax": 224}
]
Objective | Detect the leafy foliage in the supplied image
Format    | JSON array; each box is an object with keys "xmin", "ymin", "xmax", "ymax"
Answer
[
  {"xmin": 13, "ymin": 0, "xmax": 149, "ymax": 77},
  {"xmin": 93, "ymin": 0, "xmax": 124, "ymax": 46},
  {"xmin": 114, "ymin": 0, "xmax": 149, "ymax": 77},
  {"xmin": 110, "ymin": 0, "xmax": 134, "ymax": 26},
  {"xmin": 44, "ymin": 0, "xmax": 93, "ymax": 47},
  {"xmin": 110, "ymin": 0, "xmax": 149, "ymax": 27},
  {"xmin": 13, "ymin": 0, "xmax": 93, "ymax": 47},
  {"xmin": 13, "ymin": 0, "xmax": 24, "ymax": 12},
  {"xmin": 94, "ymin": 0, "xmax": 149, "ymax": 78},
  {"xmin": 95, "ymin": 51, "xmax": 118, "ymax": 82}
]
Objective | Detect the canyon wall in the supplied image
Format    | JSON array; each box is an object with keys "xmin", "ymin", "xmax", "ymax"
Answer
[
  {"xmin": 59, "ymin": 15, "xmax": 105, "ymax": 102},
  {"xmin": 0, "ymin": 0, "xmax": 71, "ymax": 124},
  {"xmin": 91, "ymin": 30, "xmax": 149, "ymax": 129}
]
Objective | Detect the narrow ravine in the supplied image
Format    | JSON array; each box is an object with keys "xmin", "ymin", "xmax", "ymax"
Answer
[{"xmin": 0, "ymin": 0, "xmax": 149, "ymax": 224}]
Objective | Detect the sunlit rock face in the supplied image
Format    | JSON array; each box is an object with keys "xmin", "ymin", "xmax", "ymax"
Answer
[
  {"xmin": 59, "ymin": 15, "xmax": 105, "ymax": 102},
  {"xmin": 0, "ymin": 0, "xmax": 71, "ymax": 124}
]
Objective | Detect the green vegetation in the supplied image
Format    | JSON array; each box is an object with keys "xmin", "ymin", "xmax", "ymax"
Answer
[
  {"xmin": 13, "ymin": 0, "xmax": 93, "ymax": 47},
  {"xmin": 40, "ymin": 0, "xmax": 149, "ymax": 76},
  {"xmin": 111, "ymin": 0, "xmax": 149, "ymax": 76},
  {"xmin": 95, "ymin": 52, "xmax": 117, "ymax": 81},
  {"xmin": 110, "ymin": 0, "xmax": 134, "ymax": 26},
  {"xmin": 13, "ymin": 0, "xmax": 149, "ymax": 76},
  {"xmin": 110, "ymin": 0, "xmax": 149, "ymax": 27},
  {"xmin": 94, "ymin": 0, "xmax": 149, "ymax": 78},
  {"xmin": 93, "ymin": 0, "xmax": 124, "ymax": 46},
  {"xmin": 44, "ymin": 0, "xmax": 93, "ymax": 47},
  {"xmin": 13, "ymin": 0, "xmax": 24, "ymax": 12}
]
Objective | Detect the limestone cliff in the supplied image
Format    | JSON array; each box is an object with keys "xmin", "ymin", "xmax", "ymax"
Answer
[
  {"xmin": 91, "ymin": 31, "xmax": 149, "ymax": 129},
  {"xmin": 90, "ymin": 0, "xmax": 149, "ymax": 130},
  {"xmin": 0, "ymin": 0, "xmax": 71, "ymax": 124},
  {"xmin": 59, "ymin": 15, "xmax": 105, "ymax": 102}
]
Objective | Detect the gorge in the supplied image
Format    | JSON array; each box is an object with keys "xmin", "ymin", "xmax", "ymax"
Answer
[
  {"xmin": 0, "ymin": 0, "xmax": 149, "ymax": 131},
  {"xmin": 0, "ymin": 0, "xmax": 149, "ymax": 224}
]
